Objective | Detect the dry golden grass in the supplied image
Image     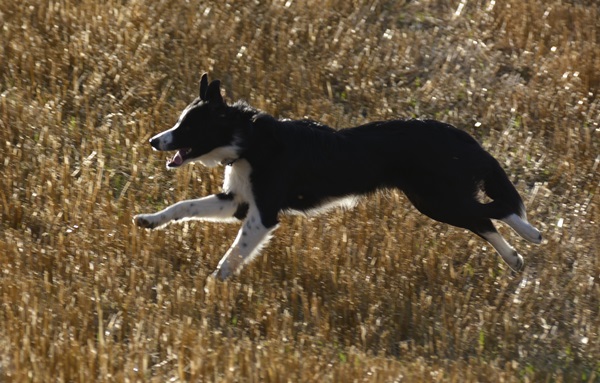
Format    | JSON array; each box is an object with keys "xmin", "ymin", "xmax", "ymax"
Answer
[{"xmin": 1, "ymin": 0, "xmax": 599, "ymax": 381}]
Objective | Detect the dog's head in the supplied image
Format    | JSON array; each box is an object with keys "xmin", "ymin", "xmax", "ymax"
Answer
[{"xmin": 149, "ymin": 73, "xmax": 240, "ymax": 168}]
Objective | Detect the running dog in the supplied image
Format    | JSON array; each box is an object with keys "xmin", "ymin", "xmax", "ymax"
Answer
[{"xmin": 134, "ymin": 73, "xmax": 542, "ymax": 280}]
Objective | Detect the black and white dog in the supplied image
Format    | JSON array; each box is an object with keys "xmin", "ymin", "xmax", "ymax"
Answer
[{"xmin": 134, "ymin": 73, "xmax": 542, "ymax": 280}]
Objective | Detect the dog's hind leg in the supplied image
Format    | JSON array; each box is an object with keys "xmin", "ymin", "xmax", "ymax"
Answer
[
  {"xmin": 480, "ymin": 230, "xmax": 524, "ymax": 271},
  {"xmin": 471, "ymin": 219, "xmax": 524, "ymax": 271},
  {"xmin": 479, "ymin": 158, "xmax": 542, "ymax": 243},
  {"xmin": 500, "ymin": 213, "xmax": 542, "ymax": 244},
  {"xmin": 212, "ymin": 206, "xmax": 278, "ymax": 280},
  {"xmin": 473, "ymin": 201, "xmax": 542, "ymax": 244},
  {"xmin": 133, "ymin": 193, "xmax": 241, "ymax": 229},
  {"xmin": 405, "ymin": 195, "xmax": 525, "ymax": 271}
]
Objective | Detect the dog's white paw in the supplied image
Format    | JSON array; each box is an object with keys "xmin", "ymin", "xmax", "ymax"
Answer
[
  {"xmin": 507, "ymin": 252, "xmax": 524, "ymax": 272},
  {"xmin": 133, "ymin": 214, "xmax": 160, "ymax": 229}
]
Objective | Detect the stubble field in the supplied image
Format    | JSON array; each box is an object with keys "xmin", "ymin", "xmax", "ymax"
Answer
[{"xmin": 1, "ymin": 0, "xmax": 599, "ymax": 381}]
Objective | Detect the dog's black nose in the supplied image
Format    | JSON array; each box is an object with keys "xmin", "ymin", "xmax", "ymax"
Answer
[{"xmin": 149, "ymin": 137, "xmax": 160, "ymax": 150}]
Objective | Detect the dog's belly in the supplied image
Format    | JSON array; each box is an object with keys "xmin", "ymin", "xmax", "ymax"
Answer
[{"xmin": 284, "ymin": 194, "xmax": 359, "ymax": 216}]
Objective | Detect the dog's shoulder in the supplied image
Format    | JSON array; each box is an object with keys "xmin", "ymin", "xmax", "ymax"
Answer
[{"xmin": 249, "ymin": 112, "xmax": 337, "ymax": 141}]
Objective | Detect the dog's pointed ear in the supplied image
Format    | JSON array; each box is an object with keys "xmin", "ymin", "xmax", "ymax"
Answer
[
  {"xmin": 205, "ymin": 79, "xmax": 224, "ymax": 104},
  {"xmin": 199, "ymin": 73, "xmax": 209, "ymax": 101}
]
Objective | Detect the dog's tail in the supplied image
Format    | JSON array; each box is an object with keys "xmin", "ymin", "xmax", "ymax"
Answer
[{"xmin": 482, "ymin": 158, "xmax": 542, "ymax": 244}]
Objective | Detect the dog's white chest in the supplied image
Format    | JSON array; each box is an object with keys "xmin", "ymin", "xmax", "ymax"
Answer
[{"xmin": 222, "ymin": 160, "xmax": 253, "ymax": 203}]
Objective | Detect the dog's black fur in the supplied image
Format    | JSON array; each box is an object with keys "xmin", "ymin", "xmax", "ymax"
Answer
[{"xmin": 134, "ymin": 74, "xmax": 541, "ymax": 279}]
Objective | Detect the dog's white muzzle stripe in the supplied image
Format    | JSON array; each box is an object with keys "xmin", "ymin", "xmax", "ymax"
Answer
[{"xmin": 150, "ymin": 128, "xmax": 175, "ymax": 151}]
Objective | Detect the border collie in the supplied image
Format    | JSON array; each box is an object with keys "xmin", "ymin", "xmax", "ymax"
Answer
[{"xmin": 134, "ymin": 73, "xmax": 542, "ymax": 280}]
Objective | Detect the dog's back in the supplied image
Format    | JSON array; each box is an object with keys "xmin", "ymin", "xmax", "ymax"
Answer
[{"xmin": 246, "ymin": 117, "xmax": 510, "ymax": 211}]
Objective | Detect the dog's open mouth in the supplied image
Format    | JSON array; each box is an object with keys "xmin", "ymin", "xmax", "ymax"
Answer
[{"xmin": 167, "ymin": 148, "xmax": 192, "ymax": 168}]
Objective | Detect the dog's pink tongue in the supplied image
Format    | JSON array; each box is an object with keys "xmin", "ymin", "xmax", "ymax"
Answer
[{"xmin": 170, "ymin": 151, "xmax": 183, "ymax": 166}]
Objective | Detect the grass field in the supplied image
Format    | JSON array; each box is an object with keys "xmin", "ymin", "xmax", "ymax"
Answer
[{"xmin": 1, "ymin": 0, "xmax": 599, "ymax": 381}]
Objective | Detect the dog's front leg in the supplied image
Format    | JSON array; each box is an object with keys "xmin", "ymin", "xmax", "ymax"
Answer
[
  {"xmin": 212, "ymin": 208, "xmax": 278, "ymax": 280},
  {"xmin": 134, "ymin": 194, "xmax": 240, "ymax": 229}
]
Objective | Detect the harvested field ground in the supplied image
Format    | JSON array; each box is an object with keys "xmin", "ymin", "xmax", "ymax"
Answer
[{"xmin": 1, "ymin": 0, "xmax": 599, "ymax": 381}]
